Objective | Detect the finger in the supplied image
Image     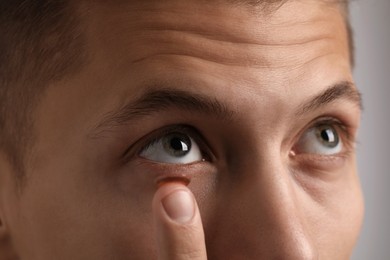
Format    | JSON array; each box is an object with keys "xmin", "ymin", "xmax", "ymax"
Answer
[{"xmin": 153, "ymin": 182, "xmax": 207, "ymax": 260}]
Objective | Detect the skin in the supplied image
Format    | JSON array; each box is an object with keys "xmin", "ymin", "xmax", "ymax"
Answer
[{"xmin": 0, "ymin": 0, "xmax": 364, "ymax": 259}]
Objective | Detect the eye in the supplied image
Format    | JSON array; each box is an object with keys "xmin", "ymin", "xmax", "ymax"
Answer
[
  {"xmin": 294, "ymin": 124, "xmax": 343, "ymax": 155},
  {"xmin": 139, "ymin": 132, "xmax": 204, "ymax": 164}
]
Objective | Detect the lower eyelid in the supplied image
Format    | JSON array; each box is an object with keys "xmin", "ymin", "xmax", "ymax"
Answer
[
  {"xmin": 133, "ymin": 157, "xmax": 215, "ymax": 179},
  {"xmin": 289, "ymin": 151, "xmax": 350, "ymax": 172}
]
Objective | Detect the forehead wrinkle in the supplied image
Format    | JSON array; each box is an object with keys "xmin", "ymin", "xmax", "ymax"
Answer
[
  {"xmin": 90, "ymin": 0, "xmax": 344, "ymax": 47},
  {"xmin": 136, "ymin": 26, "xmax": 336, "ymax": 48},
  {"xmin": 86, "ymin": 0, "xmax": 349, "ymax": 69},
  {"xmin": 129, "ymin": 37, "xmax": 337, "ymax": 71},
  {"xmin": 126, "ymin": 17, "xmax": 339, "ymax": 68},
  {"xmin": 126, "ymin": 8, "xmax": 338, "ymax": 45}
]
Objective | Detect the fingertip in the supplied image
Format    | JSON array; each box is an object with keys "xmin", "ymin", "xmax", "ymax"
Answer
[
  {"xmin": 153, "ymin": 182, "xmax": 195, "ymax": 224},
  {"xmin": 152, "ymin": 182, "xmax": 207, "ymax": 260}
]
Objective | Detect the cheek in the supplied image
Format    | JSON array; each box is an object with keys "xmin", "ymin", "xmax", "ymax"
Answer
[
  {"xmin": 14, "ymin": 167, "xmax": 160, "ymax": 259},
  {"xmin": 114, "ymin": 160, "xmax": 221, "ymax": 243},
  {"xmin": 16, "ymin": 144, "xmax": 220, "ymax": 259},
  {"xmin": 310, "ymin": 172, "xmax": 364, "ymax": 258},
  {"xmin": 115, "ymin": 160, "xmax": 220, "ymax": 206},
  {"xmin": 333, "ymin": 178, "xmax": 364, "ymax": 256}
]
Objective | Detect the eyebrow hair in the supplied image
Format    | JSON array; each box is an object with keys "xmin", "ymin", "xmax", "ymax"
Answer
[
  {"xmin": 92, "ymin": 81, "xmax": 362, "ymax": 137},
  {"xmin": 92, "ymin": 88, "xmax": 234, "ymax": 136},
  {"xmin": 297, "ymin": 81, "xmax": 362, "ymax": 116}
]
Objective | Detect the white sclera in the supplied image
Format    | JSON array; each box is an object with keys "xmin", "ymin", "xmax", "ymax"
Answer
[
  {"xmin": 140, "ymin": 134, "xmax": 203, "ymax": 164},
  {"xmin": 297, "ymin": 126, "xmax": 343, "ymax": 155}
]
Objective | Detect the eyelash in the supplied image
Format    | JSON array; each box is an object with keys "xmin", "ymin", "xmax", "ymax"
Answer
[
  {"xmin": 318, "ymin": 117, "xmax": 353, "ymax": 143},
  {"xmin": 294, "ymin": 116, "xmax": 356, "ymax": 155},
  {"xmin": 126, "ymin": 116, "xmax": 356, "ymax": 165},
  {"xmin": 134, "ymin": 124, "xmax": 213, "ymax": 162}
]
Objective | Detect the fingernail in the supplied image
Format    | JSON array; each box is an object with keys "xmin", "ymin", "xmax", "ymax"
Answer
[{"xmin": 161, "ymin": 189, "xmax": 195, "ymax": 224}]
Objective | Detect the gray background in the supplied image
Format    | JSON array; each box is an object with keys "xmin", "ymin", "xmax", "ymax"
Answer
[{"xmin": 350, "ymin": 0, "xmax": 390, "ymax": 259}]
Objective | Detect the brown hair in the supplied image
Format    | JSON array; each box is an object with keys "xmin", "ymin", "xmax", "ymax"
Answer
[{"xmin": 0, "ymin": 0, "xmax": 85, "ymax": 178}]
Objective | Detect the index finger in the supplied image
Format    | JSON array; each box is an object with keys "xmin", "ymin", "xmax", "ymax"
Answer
[{"xmin": 152, "ymin": 182, "xmax": 207, "ymax": 260}]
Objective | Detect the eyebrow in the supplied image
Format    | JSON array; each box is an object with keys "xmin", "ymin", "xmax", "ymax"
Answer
[
  {"xmin": 297, "ymin": 81, "xmax": 362, "ymax": 116},
  {"xmin": 92, "ymin": 88, "xmax": 234, "ymax": 136},
  {"xmin": 92, "ymin": 81, "xmax": 362, "ymax": 137}
]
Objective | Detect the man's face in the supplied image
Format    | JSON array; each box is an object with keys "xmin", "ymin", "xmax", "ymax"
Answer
[{"xmin": 2, "ymin": 0, "xmax": 363, "ymax": 259}]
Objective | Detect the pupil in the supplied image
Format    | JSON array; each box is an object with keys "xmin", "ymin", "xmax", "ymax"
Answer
[
  {"xmin": 170, "ymin": 138, "xmax": 188, "ymax": 151},
  {"xmin": 163, "ymin": 134, "xmax": 191, "ymax": 157},
  {"xmin": 321, "ymin": 129, "xmax": 332, "ymax": 142},
  {"xmin": 318, "ymin": 127, "xmax": 338, "ymax": 147}
]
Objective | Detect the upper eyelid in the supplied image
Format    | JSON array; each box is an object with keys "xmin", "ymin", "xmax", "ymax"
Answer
[
  {"xmin": 125, "ymin": 116, "xmax": 356, "ymax": 162},
  {"xmin": 124, "ymin": 124, "xmax": 210, "ymax": 161},
  {"xmin": 141, "ymin": 125, "xmax": 198, "ymax": 145},
  {"xmin": 138, "ymin": 126, "xmax": 192, "ymax": 152},
  {"xmin": 289, "ymin": 116, "xmax": 356, "ymax": 155},
  {"xmin": 309, "ymin": 117, "xmax": 354, "ymax": 143},
  {"xmin": 301, "ymin": 117, "xmax": 357, "ymax": 154}
]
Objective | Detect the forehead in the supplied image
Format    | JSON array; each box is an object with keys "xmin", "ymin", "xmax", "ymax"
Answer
[
  {"xmin": 82, "ymin": 0, "xmax": 349, "ymax": 61},
  {"xmin": 81, "ymin": 0, "xmax": 349, "ymax": 72},
  {"xmin": 76, "ymin": 0, "xmax": 350, "ymax": 101},
  {"xmin": 34, "ymin": 0, "xmax": 352, "ymax": 143}
]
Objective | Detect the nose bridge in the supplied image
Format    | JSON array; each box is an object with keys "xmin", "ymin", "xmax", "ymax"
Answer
[{"xmin": 221, "ymin": 153, "xmax": 318, "ymax": 259}]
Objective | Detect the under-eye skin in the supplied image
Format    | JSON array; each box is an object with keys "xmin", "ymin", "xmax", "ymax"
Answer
[
  {"xmin": 292, "ymin": 117, "xmax": 355, "ymax": 158},
  {"xmin": 137, "ymin": 125, "xmax": 210, "ymax": 164}
]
